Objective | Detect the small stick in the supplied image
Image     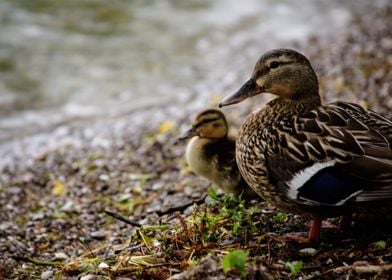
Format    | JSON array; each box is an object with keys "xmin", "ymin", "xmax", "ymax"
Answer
[
  {"xmin": 12, "ymin": 256, "xmax": 63, "ymax": 267},
  {"xmin": 156, "ymin": 194, "xmax": 207, "ymax": 216},
  {"xmin": 105, "ymin": 194, "xmax": 207, "ymax": 226},
  {"xmin": 104, "ymin": 210, "xmax": 142, "ymax": 227}
]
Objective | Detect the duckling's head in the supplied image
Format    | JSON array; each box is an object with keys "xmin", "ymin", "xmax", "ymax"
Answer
[
  {"xmin": 219, "ymin": 49, "xmax": 320, "ymax": 107},
  {"xmin": 178, "ymin": 109, "xmax": 228, "ymax": 141}
]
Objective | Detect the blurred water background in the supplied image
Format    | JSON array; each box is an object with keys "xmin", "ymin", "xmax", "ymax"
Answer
[{"xmin": 0, "ymin": 0, "xmax": 351, "ymax": 168}]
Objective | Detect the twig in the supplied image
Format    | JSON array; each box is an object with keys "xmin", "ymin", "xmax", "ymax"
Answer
[
  {"xmin": 308, "ymin": 263, "xmax": 392, "ymax": 279},
  {"xmin": 156, "ymin": 194, "xmax": 207, "ymax": 216},
  {"xmin": 79, "ymin": 243, "xmax": 109, "ymax": 258},
  {"xmin": 105, "ymin": 194, "xmax": 207, "ymax": 227},
  {"xmin": 353, "ymin": 263, "xmax": 392, "ymax": 274},
  {"xmin": 104, "ymin": 209, "xmax": 142, "ymax": 227},
  {"xmin": 113, "ymin": 261, "xmax": 184, "ymax": 272},
  {"xmin": 12, "ymin": 256, "xmax": 63, "ymax": 267}
]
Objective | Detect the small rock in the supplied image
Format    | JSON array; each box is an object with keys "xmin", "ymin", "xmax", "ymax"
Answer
[
  {"xmin": 98, "ymin": 262, "xmax": 109, "ymax": 269},
  {"xmin": 31, "ymin": 212, "xmax": 45, "ymax": 221},
  {"xmin": 7, "ymin": 186, "xmax": 22, "ymax": 195},
  {"xmin": 183, "ymin": 204, "xmax": 195, "ymax": 216},
  {"xmin": 183, "ymin": 186, "xmax": 193, "ymax": 196},
  {"xmin": 90, "ymin": 230, "xmax": 106, "ymax": 240},
  {"xmin": 60, "ymin": 200, "xmax": 74, "ymax": 212},
  {"xmin": 151, "ymin": 182, "xmax": 164, "ymax": 190},
  {"xmin": 0, "ymin": 222, "xmax": 12, "ymax": 231},
  {"xmin": 299, "ymin": 247, "xmax": 317, "ymax": 256},
  {"xmin": 41, "ymin": 270, "xmax": 53, "ymax": 280},
  {"xmin": 99, "ymin": 174, "xmax": 110, "ymax": 181},
  {"xmin": 381, "ymin": 37, "xmax": 392, "ymax": 49},
  {"xmin": 80, "ymin": 274, "xmax": 97, "ymax": 280},
  {"xmin": 153, "ymin": 239, "xmax": 161, "ymax": 248},
  {"xmin": 132, "ymin": 186, "xmax": 142, "ymax": 194},
  {"xmin": 54, "ymin": 252, "xmax": 68, "ymax": 260}
]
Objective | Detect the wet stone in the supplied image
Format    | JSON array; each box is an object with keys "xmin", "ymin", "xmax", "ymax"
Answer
[{"xmin": 90, "ymin": 230, "xmax": 106, "ymax": 240}]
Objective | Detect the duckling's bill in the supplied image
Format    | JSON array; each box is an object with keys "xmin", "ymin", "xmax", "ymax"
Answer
[
  {"xmin": 219, "ymin": 78, "xmax": 264, "ymax": 108},
  {"xmin": 178, "ymin": 127, "xmax": 197, "ymax": 141}
]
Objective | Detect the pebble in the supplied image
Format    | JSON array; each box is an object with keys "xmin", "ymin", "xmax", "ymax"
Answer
[
  {"xmin": 183, "ymin": 186, "xmax": 193, "ymax": 196},
  {"xmin": 99, "ymin": 174, "xmax": 110, "ymax": 181},
  {"xmin": 0, "ymin": 222, "xmax": 12, "ymax": 231},
  {"xmin": 60, "ymin": 200, "xmax": 75, "ymax": 212},
  {"xmin": 41, "ymin": 270, "xmax": 53, "ymax": 280},
  {"xmin": 31, "ymin": 212, "xmax": 45, "ymax": 221},
  {"xmin": 54, "ymin": 252, "xmax": 68, "ymax": 260},
  {"xmin": 7, "ymin": 186, "xmax": 22, "ymax": 195},
  {"xmin": 90, "ymin": 230, "xmax": 106, "ymax": 240},
  {"xmin": 299, "ymin": 247, "xmax": 317, "ymax": 256},
  {"xmin": 98, "ymin": 262, "xmax": 109, "ymax": 269},
  {"xmin": 80, "ymin": 274, "xmax": 97, "ymax": 280},
  {"xmin": 151, "ymin": 182, "xmax": 164, "ymax": 190},
  {"xmin": 183, "ymin": 204, "xmax": 195, "ymax": 216}
]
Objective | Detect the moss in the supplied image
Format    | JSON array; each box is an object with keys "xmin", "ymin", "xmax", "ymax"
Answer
[{"xmin": 0, "ymin": 58, "xmax": 15, "ymax": 72}]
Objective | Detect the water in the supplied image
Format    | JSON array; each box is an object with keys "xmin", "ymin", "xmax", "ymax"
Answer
[{"xmin": 0, "ymin": 0, "xmax": 350, "ymax": 167}]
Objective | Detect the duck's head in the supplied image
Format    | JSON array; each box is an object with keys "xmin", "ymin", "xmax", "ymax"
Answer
[
  {"xmin": 219, "ymin": 49, "xmax": 320, "ymax": 107},
  {"xmin": 178, "ymin": 109, "xmax": 228, "ymax": 141}
]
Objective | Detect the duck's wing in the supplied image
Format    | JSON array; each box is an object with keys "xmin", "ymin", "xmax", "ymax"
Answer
[
  {"xmin": 333, "ymin": 102, "xmax": 392, "ymax": 143},
  {"xmin": 266, "ymin": 102, "xmax": 392, "ymax": 206}
]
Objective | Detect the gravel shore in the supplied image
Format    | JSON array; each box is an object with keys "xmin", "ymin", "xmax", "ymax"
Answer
[{"xmin": 1, "ymin": 1, "xmax": 391, "ymax": 279}]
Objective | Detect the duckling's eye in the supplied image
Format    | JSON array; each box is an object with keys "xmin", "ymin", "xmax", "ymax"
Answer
[{"xmin": 269, "ymin": 61, "xmax": 280, "ymax": 69}]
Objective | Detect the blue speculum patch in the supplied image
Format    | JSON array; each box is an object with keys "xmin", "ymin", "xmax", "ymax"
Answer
[{"xmin": 298, "ymin": 166, "xmax": 362, "ymax": 205}]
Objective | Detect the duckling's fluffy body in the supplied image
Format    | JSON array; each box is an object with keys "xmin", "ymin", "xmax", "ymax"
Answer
[
  {"xmin": 185, "ymin": 135, "xmax": 241, "ymax": 195},
  {"xmin": 220, "ymin": 48, "xmax": 392, "ymax": 243},
  {"xmin": 180, "ymin": 109, "xmax": 257, "ymax": 198}
]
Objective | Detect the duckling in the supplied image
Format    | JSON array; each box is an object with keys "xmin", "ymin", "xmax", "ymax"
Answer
[
  {"xmin": 219, "ymin": 48, "xmax": 392, "ymax": 244},
  {"xmin": 179, "ymin": 109, "xmax": 258, "ymax": 199}
]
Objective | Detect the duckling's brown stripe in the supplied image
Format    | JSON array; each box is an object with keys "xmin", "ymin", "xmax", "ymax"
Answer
[{"xmin": 194, "ymin": 117, "xmax": 220, "ymax": 128}]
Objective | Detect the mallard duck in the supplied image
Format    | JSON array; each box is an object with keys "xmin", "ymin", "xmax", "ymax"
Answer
[
  {"xmin": 219, "ymin": 48, "xmax": 392, "ymax": 244},
  {"xmin": 179, "ymin": 109, "xmax": 258, "ymax": 199}
]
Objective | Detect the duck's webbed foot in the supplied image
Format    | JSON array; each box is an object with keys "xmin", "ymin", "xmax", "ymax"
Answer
[{"xmin": 284, "ymin": 217, "xmax": 323, "ymax": 246}]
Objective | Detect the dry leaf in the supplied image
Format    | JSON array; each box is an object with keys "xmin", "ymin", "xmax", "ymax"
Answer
[
  {"xmin": 51, "ymin": 177, "xmax": 66, "ymax": 196},
  {"xmin": 159, "ymin": 120, "xmax": 174, "ymax": 133}
]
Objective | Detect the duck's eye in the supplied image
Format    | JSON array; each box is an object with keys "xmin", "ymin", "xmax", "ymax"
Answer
[{"xmin": 269, "ymin": 61, "xmax": 280, "ymax": 69}]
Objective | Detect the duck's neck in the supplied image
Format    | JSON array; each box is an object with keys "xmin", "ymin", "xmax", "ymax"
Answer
[{"xmin": 268, "ymin": 95, "xmax": 321, "ymax": 115}]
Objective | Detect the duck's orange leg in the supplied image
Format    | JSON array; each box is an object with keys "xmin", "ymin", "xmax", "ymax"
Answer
[
  {"xmin": 308, "ymin": 217, "xmax": 322, "ymax": 245},
  {"xmin": 284, "ymin": 217, "xmax": 322, "ymax": 245}
]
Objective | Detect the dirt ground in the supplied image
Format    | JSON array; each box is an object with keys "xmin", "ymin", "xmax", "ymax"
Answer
[{"xmin": 1, "ymin": 1, "xmax": 392, "ymax": 279}]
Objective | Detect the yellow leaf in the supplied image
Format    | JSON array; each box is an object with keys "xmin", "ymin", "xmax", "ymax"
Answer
[
  {"xmin": 159, "ymin": 120, "xmax": 174, "ymax": 133},
  {"xmin": 52, "ymin": 178, "xmax": 66, "ymax": 196}
]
